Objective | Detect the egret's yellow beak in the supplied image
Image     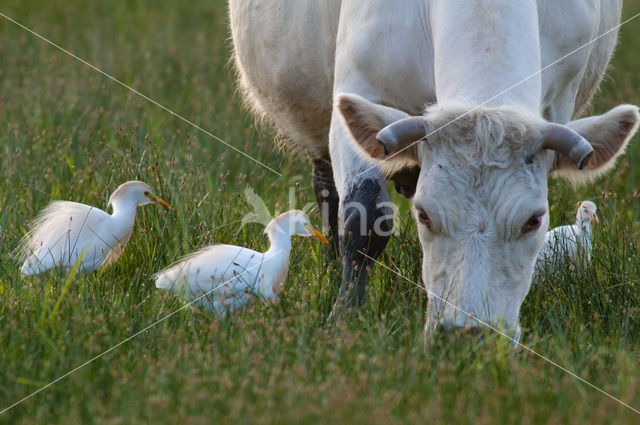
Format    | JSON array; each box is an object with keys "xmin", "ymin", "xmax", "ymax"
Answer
[
  {"xmin": 304, "ymin": 224, "xmax": 329, "ymax": 243},
  {"xmin": 589, "ymin": 212, "xmax": 598, "ymax": 223},
  {"xmin": 146, "ymin": 193, "xmax": 171, "ymax": 209}
]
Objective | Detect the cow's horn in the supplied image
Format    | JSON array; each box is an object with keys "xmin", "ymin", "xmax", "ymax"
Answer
[
  {"xmin": 542, "ymin": 123, "xmax": 594, "ymax": 169},
  {"xmin": 376, "ymin": 117, "xmax": 428, "ymax": 154}
]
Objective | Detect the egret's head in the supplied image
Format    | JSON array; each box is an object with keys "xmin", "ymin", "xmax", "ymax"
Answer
[
  {"xmin": 576, "ymin": 200, "xmax": 598, "ymax": 224},
  {"xmin": 109, "ymin": 181, "xmax": 171, "ymax": 210},
  {"xmin": 267, "ymin": 210, "xmax": 328, "ymax": 243}
]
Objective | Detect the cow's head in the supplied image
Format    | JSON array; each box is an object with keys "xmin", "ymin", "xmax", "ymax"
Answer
[{"xmin": 337, "ymin": 93, "xmax": 639, "ymax": 338}]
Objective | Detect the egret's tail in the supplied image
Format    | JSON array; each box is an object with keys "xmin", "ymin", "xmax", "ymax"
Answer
[
  {"xmin": 20, "ymin": 261, "xmax": 39, "ymax": 276},
  {"xmin": 20, "ymin": 257, "xmax": 46, "ymax": 276},
  {"xmin": 154, "ymin": 258, "xmax": 193, "ymax": 290},
  {"xmin": 155, "ymin": 264, "xmax": 187, "ymax": 290},
  {"xmin": 154, "ymin": 272, "xmax": 175, "ymax": 290}
]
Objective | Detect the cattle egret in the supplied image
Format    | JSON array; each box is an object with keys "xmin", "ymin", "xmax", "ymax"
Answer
[
  {"xmin": 19, "ymin": 181, "xmax": 170, "ymax": 275},
  {"xmin": 154, "ymin": 210, "xmax": 328, "ymax": 313},
  {"xmin": 537, "ymin": 201, "xmax": 598, "ymax": 268}
]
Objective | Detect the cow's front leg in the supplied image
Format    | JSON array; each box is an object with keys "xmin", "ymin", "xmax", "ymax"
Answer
[
  {"xmin": 329, "ymin": 113, "xmax": 394, "ymax": 309},
  {"xmin": 311, "ymin": 156, "xmax": 340, "ymax": 258},
  {"xmin": 339, "ymin": 178, "xmax": 393, "ymax": 305}
]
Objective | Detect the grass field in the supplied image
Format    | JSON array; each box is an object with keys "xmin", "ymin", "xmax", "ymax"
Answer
[{"xmin": 2, "ymin": 1, "xmax": 640, "ymax": 423}]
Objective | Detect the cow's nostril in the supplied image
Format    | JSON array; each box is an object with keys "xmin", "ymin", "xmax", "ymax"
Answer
[
  {"xmin": 429, "ymin": 323, "xmax": 489, "ymax": 346},
  {"xmin": 461, "ymin": 326, "xmax": 486, "ymax": 338}
]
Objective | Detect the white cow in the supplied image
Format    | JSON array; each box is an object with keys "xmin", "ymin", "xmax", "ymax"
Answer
[{"xmin": 229, "ymin": 0, "xmax": 639, "ymax": 337}]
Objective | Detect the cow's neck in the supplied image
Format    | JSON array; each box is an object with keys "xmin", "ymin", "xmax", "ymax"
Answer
[{"xmin": 429, "ymin": 0, "xmax": 541, "ymax": 112}]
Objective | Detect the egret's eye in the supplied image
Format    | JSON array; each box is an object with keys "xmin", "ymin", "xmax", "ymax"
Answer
[
  {"xmin": 417, "ymin": 209, "xmax": 432, "ymax": 230},
  {"xmin": 522, "ymin": 213, "xmax": 544, "ymax": 234}
]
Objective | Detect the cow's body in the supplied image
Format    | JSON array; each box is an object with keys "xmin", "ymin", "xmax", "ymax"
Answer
[
  {"xmin": 231, "ymin": 0, "xmax": 617, "ymax": 144},
  {"xmin": 229, "ymin": 0, "xmax": 638, "ymax": 335}
]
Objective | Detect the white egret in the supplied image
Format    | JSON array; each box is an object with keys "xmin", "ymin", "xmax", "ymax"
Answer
[
  {"xmin": 154, "ymin": 210, "xmax": 328, "ymax": 313},
  {"xmin": 536, "ymin": 200, "xmax": 598, "ymax": 269},
  {"xmin": 19, "ymin": 180, "xmax": 170, "ymax": 275}
]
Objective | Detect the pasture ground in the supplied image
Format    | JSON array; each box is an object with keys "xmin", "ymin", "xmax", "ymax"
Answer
[{"xmin": 2, "ymin": 1, "xmax": 640, "ymax": 423}]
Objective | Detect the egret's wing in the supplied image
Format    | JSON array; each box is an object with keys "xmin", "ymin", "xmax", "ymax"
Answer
[
  {"xmin": 19, "ymin": 201, "xmax": 111, "ymax": 274},
  {"xmin": 539, "ymin": 224, "xmax": 585, "ymax": 262},
  {"xmin": 155, "ymin": 245, "xmax": 266, "ymax": 312},
  {"xmin": 101, "ymin": 225, "xmax": 134, "ymax": 268},
  {"xmin": 536, "ymin": 236, "xmax": 553, "ymax": 262},
  {"xmin": 556, "ymin": 225, "xmax": 580, "ymax": 260}
]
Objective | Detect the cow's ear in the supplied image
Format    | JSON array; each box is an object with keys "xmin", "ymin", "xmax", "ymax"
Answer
[
  {"xmin": 551, "ymin": 105, "xmax": 639, "ymax": 183},
  {"xmin": 336, "ymin": 93, "xmax": 421, "ymax": 161}
]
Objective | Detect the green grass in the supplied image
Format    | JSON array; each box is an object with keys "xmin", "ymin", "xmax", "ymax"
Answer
[{"xmin": 1, "ymin": 1, "xmax": 640, "ymax": 423}]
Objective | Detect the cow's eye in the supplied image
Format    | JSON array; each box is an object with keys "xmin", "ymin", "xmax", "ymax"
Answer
[
  {"xmin": 521, "ymin": 212, "xmax": 544, "ymax": 234},
  {"xmin": 417, "ymin": 209, "xmax": 432, "ymax": 230}
]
